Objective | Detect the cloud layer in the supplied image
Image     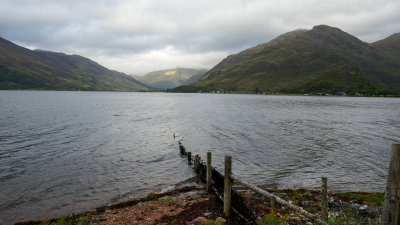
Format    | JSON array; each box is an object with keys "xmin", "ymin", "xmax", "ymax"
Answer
[{"xmin": 1, "ymin": 0, "xmax": 399, "ymax": 75}]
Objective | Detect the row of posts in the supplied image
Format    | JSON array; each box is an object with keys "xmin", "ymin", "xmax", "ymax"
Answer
[
  {"xmin": 184, "ymin": 144, "xmax": 400, "ymax": 224},
  {"xmin": 188, "ymin": 151, "xmax": 232, "ymax": 216},
  {"xmin": 187, "ymin": 150, "xmax": 329, "ymax": 219}
]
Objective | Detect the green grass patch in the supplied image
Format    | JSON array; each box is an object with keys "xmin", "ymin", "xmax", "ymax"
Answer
[{"xmin": 335, "ymin": 192, "xmax": 384, "ymax": 206}]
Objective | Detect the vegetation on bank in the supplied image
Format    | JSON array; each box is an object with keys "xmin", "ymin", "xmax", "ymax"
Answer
[{"xmin": 169, "ymin": 83, "xmax": 400, "ymax": 97}]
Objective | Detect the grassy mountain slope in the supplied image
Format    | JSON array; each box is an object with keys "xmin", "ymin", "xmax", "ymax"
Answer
[
  {"xmin": 133, "ymin": 68, "xmax": 207, "ymax": 89},
  {"xmin": 173, "ymin": 25, "xmax": 400, "ymax": 96},
  {"xmin": 0, "ymin": 37, "xmax": 150, "ymax": 91}
]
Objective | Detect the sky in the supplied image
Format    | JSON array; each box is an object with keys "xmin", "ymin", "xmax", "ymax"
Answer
[{"xmin": 1, "ymin": 0, "xmax": 399, "ymax": 75}]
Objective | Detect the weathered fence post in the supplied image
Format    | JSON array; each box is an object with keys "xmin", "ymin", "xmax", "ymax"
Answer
[
  {"xmin": 187, "ymin": 152, "xmax": 192, "ymax": 165},
  {"xmin": 271, "ymin": 196, "xmax": 276, "ymax": 212},
  {"xmin": 194, "ymin": 155, "xmax": 200, "ymax": 174},
  {"xmin": 224, "ymin": 155, "xmax": 232, "ymax": 217},
  {"xmin": 321, "ymin": 177, "xmax": 328, "ymax": 221},
  {"xmin": 179, "ymin": 141, "xmax": 186, "ymax": 155},
  {"xmin": 207, "ymin": 152, "xmax": 212, "ymax": 193},
  {"xmin": 382, "ymin": 144, "xmax": 400, "ymax": 225}
]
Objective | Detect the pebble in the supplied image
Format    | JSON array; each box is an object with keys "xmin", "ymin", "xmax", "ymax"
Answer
[
  {"xmin": 203, "ymin": 212, "xmax": 212, "ymax": 217},
  {"xmin": 215, "ymin": 217, "xmax": 226, "ymax": 223},
  {"xmin": 189, "ymin": 216, "xmax": 207, "ymax": 225},
  {"xmin": 300, "ymin": 200, "xmax": 309, "ymax": 207},
  {"xmin": 92, "ymin": 218, "xmax": 107, "ymax": 223}
]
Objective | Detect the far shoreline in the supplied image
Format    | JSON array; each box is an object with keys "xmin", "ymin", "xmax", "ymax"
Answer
[{"xmin": 1, "ymin": 89, "xmax": 399, "ymax": 98}]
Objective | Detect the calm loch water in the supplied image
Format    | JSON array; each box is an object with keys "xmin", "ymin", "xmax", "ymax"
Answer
[{"xmin": 1, "ymin": 91, "xmax": 400, "ymax": 224}]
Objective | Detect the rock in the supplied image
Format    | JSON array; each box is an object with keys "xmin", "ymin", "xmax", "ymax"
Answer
[
  {"xmin": 174, "ymin": 203, "xmax": 183, "ymax": 209},
  {"xmin": 252, "ymin": 192, "xmax": 263, "ymax": 198},
  {"xmin": 215, "ymin": 217, "xmax": 226, "ymax": 223},
  {"xmin": 299, "ymin": 200, "xmax": 309, "ymax": 207},
  {"xmin": 290, "ymin": 216, "xmax": 300, "ymax": 221},
  {"xmin": 92, "ymin": 218, "xmax": 107, "ymax": 223},
  {"xmin": 203, "ymin": 212, "xmax": 212, "ymax": 217},
  {"xmin": 189, "ymin": 216, "xmax": 208, "ymax": 225},
  {"xmin": 197, "ymin": 190, "xmax": 208, "ymax": 195}
]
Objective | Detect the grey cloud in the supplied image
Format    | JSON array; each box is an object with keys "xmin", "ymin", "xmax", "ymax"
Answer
[{"xmin": 0, "ymin": 0, "xmax": 399, "ymax": 74}]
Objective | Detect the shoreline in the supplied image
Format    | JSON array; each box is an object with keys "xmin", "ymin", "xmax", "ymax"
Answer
[
  {"xmin": 1, "ymin": 89, "xmax": 400, "ymax": 98},
  {"xmin": 15, "ymin": 176, "xmax": 384, "ymax": 225}
]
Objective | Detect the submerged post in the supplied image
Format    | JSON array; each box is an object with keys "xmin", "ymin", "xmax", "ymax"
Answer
[
  {"xmin": 188, "ymin": 152, "xmax": 192, "ymax": 165},
  {"xmin": 179, "ymin": 141, "xmax": 185, "ymax": 154},
  {"xmin": 321, "ymin": 177, "xmax": 328, "ymax": 221},
  {"xmin": 224, "ymin": 155, "xmax": 232, "ymax": 217},
  {"xmin": 382, "ymin": 144, "xmax": 400, "ymax": 225},
  {"xmin": 207, "ymin": 152, "xmax": 212, "ymax": 193}
]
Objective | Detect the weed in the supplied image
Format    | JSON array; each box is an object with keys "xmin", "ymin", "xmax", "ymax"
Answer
[
  {"xmin": 202, "ymin": 220, "xmax": 222, "ymax": 225},
  {"xmin": 298, "ymin": 188, "xmax": 308, "ymax": 193},
  {"xmin": 260, "ymin": 212, "xmax": 289, "ymax": 225},
  {"xmin": 262, "ymin": 196, "xmax": 271, "ymax": 203}
]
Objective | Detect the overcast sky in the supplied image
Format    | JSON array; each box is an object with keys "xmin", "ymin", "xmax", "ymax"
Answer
[{"xmin": 1, "ymin": 0, "xmax": 399, "ymax": 75}]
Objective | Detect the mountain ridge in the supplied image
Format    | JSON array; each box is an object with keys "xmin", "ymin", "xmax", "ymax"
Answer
[
  {"xmin": 0, "ymin": 37, "xmax": 150, "ymax": 91},
  {"xmin": 173, "ymin": 25, "xmax": 400, "ymax": 96},
  {"xmin": 133, "ymin": 68, "xmax": 208, "ymax": 90}
]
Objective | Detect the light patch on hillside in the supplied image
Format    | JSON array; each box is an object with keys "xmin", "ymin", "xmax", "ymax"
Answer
[{"xmin": 165, "ymin": 70, "xmax": 176, "ymax": 76}]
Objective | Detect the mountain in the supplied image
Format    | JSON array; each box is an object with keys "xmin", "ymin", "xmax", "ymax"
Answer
[
  {"xmin": 0, "ymin": 37, "xmax": 150, "ymax": 91},
  {"xmin": 133, "ymin": 68, "xmax": 208, "ymax": 89},
  {"xmin": 173, "ymin": 25, "xmax": 400, "ymax": 96}
]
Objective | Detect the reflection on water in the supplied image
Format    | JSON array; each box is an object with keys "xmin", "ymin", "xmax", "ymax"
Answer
[{"xmin": 0, "ymin": 91, "xmax": 399, "ymax": 224}]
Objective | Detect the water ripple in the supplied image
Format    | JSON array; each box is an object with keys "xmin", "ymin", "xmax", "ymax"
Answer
[{"xmin": 0, "ymin": 92, "xmax": 400, "ymax": 224}]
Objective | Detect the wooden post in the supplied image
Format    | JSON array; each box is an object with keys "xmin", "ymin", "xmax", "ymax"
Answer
[
  {"xmin": 179, "ymin": 141, "xmax": 185, "ymax": 154},
  {"xmin": 271, "ymin": 197, "xmax": 276, "ymax": 212},
  {"xmin": 321, "ymin": 177, "xmax": 328, "ymax": 221},
  {"xmin": 224, "ymin": 155, "xmax": 232, "ymax": 217},
  {"xmin": 207, "ymin": 152, "xmax": 212, "ymax": 193},
  {"xmin": 194, "ymin": 155, "xmax": 200, "ymax": 174},
  {"xmin": 382, "ymin": 144, "xmax": 400, "ymax": 225},
  {"xmin": 188, "ymin": 152, "xmax": 192, "ymax": 165}
]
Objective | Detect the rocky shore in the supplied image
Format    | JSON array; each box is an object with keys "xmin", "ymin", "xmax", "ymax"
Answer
[{"xmin": 16, "ymin": 177, "xmax": 383, "ymax": 225}]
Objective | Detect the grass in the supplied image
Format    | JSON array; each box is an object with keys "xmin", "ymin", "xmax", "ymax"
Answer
[
  {"xmin": 334, "ymin": 192, "xmax": 384, "ymax": 206},
  {"xmin": 259, "ymin": 212, "xmax": 290, "ymax": 225},
  {"xmin": 201, "ymin": 220, "xmax": 223, "ymax": 225}
]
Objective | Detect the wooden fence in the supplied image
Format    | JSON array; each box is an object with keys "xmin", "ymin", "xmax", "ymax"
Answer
[
  {"xmin": 178, "ymin": 141, "xmax": 327, "ymax": 224},
  {"xmin": 179, "ymin": 141, "xmax": 400, "ymax": 225}
]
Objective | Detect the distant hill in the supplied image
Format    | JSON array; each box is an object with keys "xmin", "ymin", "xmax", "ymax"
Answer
[
  {"xmin": 0, "ymin": 37, "xmax": 150, "ymax": 91},
  {"xmin": 133, "ymin": 68, "xmax": 208, "ymax": 90},
  {"xmin": 172, "ymin": 25, "xmax": 400, "ymax": 96}
]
